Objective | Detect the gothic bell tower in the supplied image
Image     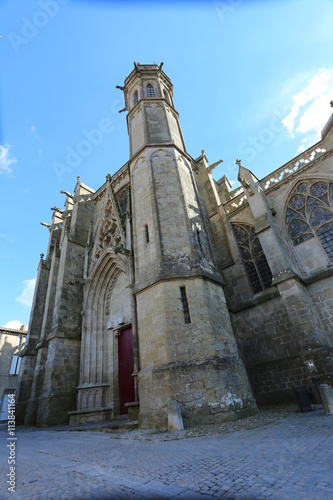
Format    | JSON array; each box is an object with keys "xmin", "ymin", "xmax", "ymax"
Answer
[{"xmin": 121, "ymin": 62, "xmax": 257, "ymax": 429}]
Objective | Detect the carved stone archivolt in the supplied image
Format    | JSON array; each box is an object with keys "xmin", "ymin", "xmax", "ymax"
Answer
[{"xmin": 104, "ymin": 268, "xmax": 122, "ymax": 316}]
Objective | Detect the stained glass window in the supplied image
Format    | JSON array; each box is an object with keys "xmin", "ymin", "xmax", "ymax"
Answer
[
  {"xmin": 232, "ymin": 224, "xmax": 272, "ymax": 294},
  {"xmin": 286, "ymin": 180, "xmax": 333, "ymax": 262}
]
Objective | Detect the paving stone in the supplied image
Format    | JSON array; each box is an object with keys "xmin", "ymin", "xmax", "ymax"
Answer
[{"xmin": 0, "ymin": 409, "xmax": 332, "ymax": 499}]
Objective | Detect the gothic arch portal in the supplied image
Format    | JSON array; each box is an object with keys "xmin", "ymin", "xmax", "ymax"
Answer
[{"xmin": 76, "ymin": 249, "xmax": 132, "ymax": 418}]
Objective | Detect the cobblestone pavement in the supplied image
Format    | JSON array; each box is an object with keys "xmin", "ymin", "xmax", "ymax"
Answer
[{"xmin": 1, "ymin": 408, "xmax": 332, "ymax": 499}]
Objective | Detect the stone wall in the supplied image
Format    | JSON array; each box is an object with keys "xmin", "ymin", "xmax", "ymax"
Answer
[
  {"xmin": 310, "ymin": 273, "xmax": 333, "ymax": 345},
  {"xmin": 137, "ymin": 277, "xmax": 257, "ymax": 429},
  {"xmin": 231, "ymin": 294, "xmax": 310, "ymax": 403},
  {"xmin": 37, "ymin": 338, "xmax": 81, "ymax": 426}
]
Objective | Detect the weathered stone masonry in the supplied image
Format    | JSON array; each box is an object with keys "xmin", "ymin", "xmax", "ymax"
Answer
[{"xmin": 16, "ymin": 63, "xmax": 333, "ymax": 428}]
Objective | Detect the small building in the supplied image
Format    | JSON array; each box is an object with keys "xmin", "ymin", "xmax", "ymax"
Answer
[{"xmin": 0, "ymin": 325, "xmax": 27, "ymax": 421}]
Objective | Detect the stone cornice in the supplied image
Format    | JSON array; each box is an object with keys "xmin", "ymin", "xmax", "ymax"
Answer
[
  {"xmin": 128, "ymin": 142, "xmax": 194, "ymax": 167},
  {"xmin": 0, "ymin": 328, "xmax": 27, "ymax": 336}
]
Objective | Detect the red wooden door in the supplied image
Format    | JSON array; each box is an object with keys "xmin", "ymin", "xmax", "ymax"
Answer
[{"xmin": 118, "ymin": 327, "xmax": 135, "ymax": 415}]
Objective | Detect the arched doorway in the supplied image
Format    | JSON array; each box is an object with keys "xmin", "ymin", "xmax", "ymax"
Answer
[{"xmin": 73, "ymin": 249, "xmax": 135, "ymax": 422}]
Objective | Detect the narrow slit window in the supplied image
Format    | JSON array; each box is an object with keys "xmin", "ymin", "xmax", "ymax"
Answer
[
  {"xmin": 145, "ymin": 224, "xmax": 149, "ymax": 243},
  {"xmin": 180, "ymin": 287, "xmax": 191, "ymax": 324},
  {"xmin": 196, "ymin": 229, "xmax": 203, "ymax": 254},
  {"xmin": 147, "ymin": 84, "xmax": 155, "ymax": 97},
  {"xmin": 133, "ymin": 90, "xmax": 138, "ymax": 105}
]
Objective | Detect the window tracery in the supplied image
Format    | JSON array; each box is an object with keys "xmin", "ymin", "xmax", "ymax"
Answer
[
  {"xmin": 117, "ymin": 189, "xmax": 128, "ymax": 217},
  {"xmin": 232, "ymin": 223, "xmax": 272, "ymax": 294},
  {"xmin": 147, "ymin": 83, "xmax": 155, "ymax": 97},
  {"xmin": 286, "ymin": 180, "xmax": 333, "ymax": 262}
]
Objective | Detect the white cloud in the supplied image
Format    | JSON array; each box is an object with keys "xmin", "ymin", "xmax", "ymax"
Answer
[
  {"xmin": 16, "ymin": 278, "xmax": 36, "ymax": 307},
  {"xmin": 30, "ymin": 125, "xmax": 42, "ymax": 141},
  {"xmin": 296, "ymin": 138, "xmax": 308, "ymax": 154},
  {"xmin": 4, "ymin": 320, "xmax": 22, "ymax": 330},
  {"xmin": 282, "ymin": 68, "xmax": 333, "ymax": 150},
  {"xmin": 0, "ymin": 144, "xmax": 17, "ymax": 174}
]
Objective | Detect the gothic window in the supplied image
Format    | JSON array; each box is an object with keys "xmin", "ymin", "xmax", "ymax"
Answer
[
  {"xmin": 147, "ymin": 84, "xmax": 155, "ymax": 97},
  {"xmin": 117, "ymin": 189, "xmax": 128, "ymax": 216},
  {"xmin": 286, "ymin": 180, "xmax": 333, "ymax": 262},
  {"xmin": 133, "ymin": 90, "xmax": 138, "ymax": 105},
  {"xmin": 232, "ymin": 223, "xmax": 272, "ymax": 294}
]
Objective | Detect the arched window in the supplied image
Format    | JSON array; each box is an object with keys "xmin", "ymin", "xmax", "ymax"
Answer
[
  {"xmin": 133, "ymin": 90, "xmax": 139, "ymax": 105},
  {"xmin": 163, "ymin": 89, "xmax": 170, "ymax": 103},
  {"xmin": 117, "ymin": 189, "xmax": 128, "ymax": 217},
  {"xmin": 147, "ymin": 84, "xmax": 155, "ymax": 97},
  {"xmin": 286, "ymin": 180, "xmax": 333, "ymax": 262},
  {"xmin": 232, "ymin": 223, "xmax": 272, "ymax": 294}
]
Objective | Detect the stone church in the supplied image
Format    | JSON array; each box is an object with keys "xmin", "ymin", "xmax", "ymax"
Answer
[{"xmin": 17, "ymin": 63, "xmax": 333, "ymax": 429}]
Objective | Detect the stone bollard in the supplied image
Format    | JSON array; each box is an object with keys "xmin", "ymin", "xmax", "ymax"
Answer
[
  {"xmin": 168, "ymin": 400, "xmax": 184, "ymax": 431},
  {"xmin": 318, "ymin": 384, "xmax": 333, "ymax": 415}
]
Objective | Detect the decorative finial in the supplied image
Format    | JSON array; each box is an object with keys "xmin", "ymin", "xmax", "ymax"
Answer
[
  {"xmin": 330, "ymin": 100, "xmax": 333, "ymax": 108},
  {"xmin": 201, "ymin": 149, "xmax": 205, "ymax": 156},
  {"xmin": 40, "ymin": 253, "xmax": 44, "ymax": 260},
  {"xmin": 159, "ymin": 62, "xmax": 164, "ymax": 70},
  {"xmin": 106, "ymin": 173, "xmax": 111, "ymax": 183},
  {"xmin": 236, "ymin": 159, "xmax": 242, "ymax": 168}
]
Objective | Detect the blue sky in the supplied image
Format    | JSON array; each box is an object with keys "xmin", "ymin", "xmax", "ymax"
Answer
[{"xmin": 0, "ymin": 0, "xmax": 333, "ymax": 328}]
